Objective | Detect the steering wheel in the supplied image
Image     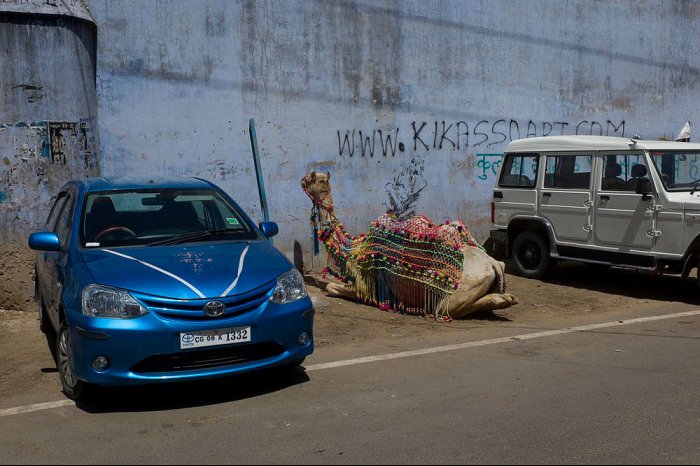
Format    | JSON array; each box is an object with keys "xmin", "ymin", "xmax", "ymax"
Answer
[{"xmin": 94, "ymin": 226, "xmax": 137, "ymax": 242}]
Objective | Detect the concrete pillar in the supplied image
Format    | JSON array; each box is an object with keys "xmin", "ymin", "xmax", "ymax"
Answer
[{"xmin": 0, "ymin": 0, "xmax": 99, "ymax": 309}]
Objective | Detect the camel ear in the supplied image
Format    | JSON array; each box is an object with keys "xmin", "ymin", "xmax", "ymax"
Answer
[
  {"xmin": 326, "ymin": 170, "xmax": 330, "ymax": 180},
  {"xmin": 301, "ymin": 171, "xmax": 316, "ymax": 188}
]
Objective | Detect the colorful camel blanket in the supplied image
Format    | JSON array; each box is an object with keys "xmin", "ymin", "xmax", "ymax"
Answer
[{"xmin": 317, "ymin": 212, "xmax": 481, "ymax": 319}]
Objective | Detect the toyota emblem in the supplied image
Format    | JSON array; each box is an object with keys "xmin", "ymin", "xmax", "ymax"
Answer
[{"xmin": 203, "ymin": 300, "xmax": 226, "ymax": 317}]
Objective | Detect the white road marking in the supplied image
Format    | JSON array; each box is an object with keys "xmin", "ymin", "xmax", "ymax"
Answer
[
  {"xmin": 305, "ymin": 309, "xmax": 700, "ymax": 371},
  {"xmin": 0, "ymin": 400, "xmax": 74, "ymax": 418},
  {"xmin": 1, "ymin": 309, "xmax": 698, "ymax": 418}
]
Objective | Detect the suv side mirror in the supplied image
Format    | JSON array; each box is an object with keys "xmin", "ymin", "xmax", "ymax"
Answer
[{"xmin": 635, "ymin": 178, "xmax": 653, "ymax": 199}]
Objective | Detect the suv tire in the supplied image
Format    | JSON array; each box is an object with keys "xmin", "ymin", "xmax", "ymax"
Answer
[{"xmin": 512, "ymin": 230, "xmax": 553, "ymax": 279}]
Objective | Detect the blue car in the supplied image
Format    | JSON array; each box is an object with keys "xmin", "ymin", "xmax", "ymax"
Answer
[{"xmin": 29, "ymin": 177, "xmax": 314, "ymax": 400}]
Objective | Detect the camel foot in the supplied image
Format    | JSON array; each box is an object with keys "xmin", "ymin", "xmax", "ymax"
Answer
[{"xmin": 324, "ymin": 282, "xmax": 359, "ymax": 301}]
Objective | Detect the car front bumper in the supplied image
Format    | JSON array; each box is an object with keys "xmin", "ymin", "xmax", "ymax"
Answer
[{"xmin": 66, "ymin": 297, "xmax": 314, "ymax": 386}]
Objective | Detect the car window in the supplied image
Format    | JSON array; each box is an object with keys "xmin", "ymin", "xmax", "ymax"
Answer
[
  {"xmin": 81, "ymin": 188, "xmax": 258, "ymax": 247},
  {"xmin": 499, "ymin": 153, "xmax": 538, "ymax": 188},
  {"xmin": 544, "ymin": 154, "xmax": 592, "ymax": 189},
  {"xmin": 601, "ymin": 154, "xmax": 649, "ymax": 192},
  {"xmin": 45, "ymin": 193, "xmax": 68, "ymax": 230},
  {"xmin": 54, "ymin": 192, "xmax": 75, "ymax": 246}
]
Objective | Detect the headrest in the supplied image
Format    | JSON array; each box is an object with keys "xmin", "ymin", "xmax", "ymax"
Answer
[
  {"xmin": 631, "ymin": 164, "xmax": 648, "ymax": 178},
  {"xmin": 91, "ymin": 196, "xmax": 116, "ymax": 217},
  {"xmin": 605, "ymin": 163, "xmax": 622, "ymax": 178}
]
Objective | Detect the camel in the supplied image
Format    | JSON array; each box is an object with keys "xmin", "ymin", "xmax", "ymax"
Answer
[{"xmin": 301, "ymin": 171, "xmax": 518, "ymax": 320}]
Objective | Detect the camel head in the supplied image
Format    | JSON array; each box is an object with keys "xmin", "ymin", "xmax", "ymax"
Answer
[{"xmin": 301, "ymin": 171, "xmax": 335, "ymax": 224}]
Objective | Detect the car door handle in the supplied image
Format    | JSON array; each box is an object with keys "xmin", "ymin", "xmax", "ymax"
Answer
[
  {"xmin": 600, "ymin": 195, "xmax": 610, "ymax": 201},
  {"xmin": 542, "ymin": 193, "xmax": 551, "ymax": 198}
]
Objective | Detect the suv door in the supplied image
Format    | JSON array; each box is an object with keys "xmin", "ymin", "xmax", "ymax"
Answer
[
  {"xmin": 539, "ymin": 153, "xmax": 593, "ymax": 243},
  {"xmin": 493, "ymin": 153, "xmax": 539, "ymax": 224},
  {"xmin": 593, "ymin": 153, "xmax": 654, "ymax": 248}
]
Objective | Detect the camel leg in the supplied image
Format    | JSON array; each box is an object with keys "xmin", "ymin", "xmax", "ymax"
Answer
[{"xmin": 448, "ymin": 292, "xmax": 519, "ymax": 319}]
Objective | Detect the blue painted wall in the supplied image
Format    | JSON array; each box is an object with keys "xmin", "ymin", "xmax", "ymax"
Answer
[{"xmin": 85, "ymin": 0, "xmax": 700, "ymax": 269}]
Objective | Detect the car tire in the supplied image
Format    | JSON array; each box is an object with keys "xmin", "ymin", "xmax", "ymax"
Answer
[
  {"xmin": 56, "ymin": 322, "xmax": 91, "ymax": 401},
  {"xmin": 512, "ymin": 230, "xmax": 553, "ymax": 279}
]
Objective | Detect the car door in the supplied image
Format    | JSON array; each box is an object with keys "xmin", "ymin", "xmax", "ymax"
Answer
[
  {"xmin": 593, "ymin": 153, "xmax": 654, "ymax": 249},
  {"xmin": 43, "ymin": 190, "xmax": 77, "ymax": 317},
  {"xmin": 36, "ymin": 193, "xmax": 69, "ymax": 314},
  {"xmin": 539, "ymin": 153, "xmax": 593, "ymax": 243}
]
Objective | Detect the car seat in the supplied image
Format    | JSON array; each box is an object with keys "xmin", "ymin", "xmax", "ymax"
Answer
[
  {"xmin": 87, "ymin": 196, "xmax": 117, "ymax": 240},
  {"xmin": 602, "ymin": 164, "xmax": 627, "ymax": 190}
]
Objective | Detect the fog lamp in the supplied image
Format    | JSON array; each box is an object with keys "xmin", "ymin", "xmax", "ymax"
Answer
[
  {"xmin": 92, "ymin": 356, "xmax": 110, "ymax": 372},
  {"xmin": 298, "ymin": 332, "xmax": 311, "ymax": 346}
]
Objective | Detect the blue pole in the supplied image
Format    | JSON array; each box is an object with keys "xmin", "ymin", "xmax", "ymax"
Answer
[{"xmin": 249, "ymin": 118, "xmax": 270, "ymax": 223}]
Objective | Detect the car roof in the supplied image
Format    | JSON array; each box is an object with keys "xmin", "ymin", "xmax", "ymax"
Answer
[
  {"xmin": 505, "ymin": 135, "xmax": 700, "ymax": 153},
  {"xmin": 77, "ymin": 176, "xmax": 214, "ymax": 193}
]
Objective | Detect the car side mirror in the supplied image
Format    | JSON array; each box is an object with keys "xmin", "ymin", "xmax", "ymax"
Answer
[
  {"xmin": 28, "ymin": 232, "xmax": 61, "ymax": 251},
  {"xmin": 259, "ymin": 221, "xmax": 279, "ymax": 239}
]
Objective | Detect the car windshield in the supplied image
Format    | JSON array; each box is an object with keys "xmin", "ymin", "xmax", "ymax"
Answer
[
  {"xmin": 80, "ymin": 188, "xmax": 258, "ymax": 248},
  {"xmin": 649, "ymin": 151, "xmax": 700, "ymax": 191}
]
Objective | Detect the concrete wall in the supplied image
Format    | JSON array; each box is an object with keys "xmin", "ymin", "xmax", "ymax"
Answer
[
  {"xmin": 6, "ymin": 0, "xmax": 698, "ymax": 307},
  {"xmin": 0, "ymin": 4, "xmax": 99, "ymax": 309}
]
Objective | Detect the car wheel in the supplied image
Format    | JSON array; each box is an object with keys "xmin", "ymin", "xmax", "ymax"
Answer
[
  {"xmin": 57, "ymin": 322, "xmax": 90, "ymax": 401},
  {"xmin": 512, "ymin": 231, "xmax": 553, "ymax": 279}
]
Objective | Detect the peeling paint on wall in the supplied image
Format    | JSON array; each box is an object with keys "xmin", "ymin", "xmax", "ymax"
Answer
[{"xmin": 0, "ymin": 119, "xmax": 98, "ymax": 215}]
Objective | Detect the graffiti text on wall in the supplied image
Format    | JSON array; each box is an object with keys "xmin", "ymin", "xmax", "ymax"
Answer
[{"xmin": 337, "ymin": 119, "xmax": 626, "ymax": 157}]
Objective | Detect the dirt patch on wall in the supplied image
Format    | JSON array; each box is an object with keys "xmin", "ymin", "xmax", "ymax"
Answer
[{"xmin": 0, "ymin": 241, "xmax": 36, "ymax": 312}]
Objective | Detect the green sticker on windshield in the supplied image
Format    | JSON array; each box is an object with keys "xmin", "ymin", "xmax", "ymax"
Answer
[{"xmin": 226, "ymin": 218, "xmax": 240, "ymax": 225}]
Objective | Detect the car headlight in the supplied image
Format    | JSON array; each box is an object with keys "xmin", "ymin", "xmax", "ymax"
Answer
[
  {"xmin": 270, "ymin": 269, "xmax": 308, "ymax": 304},
  {"xmin": 82, "ymin": 285, "xmax": 149, "ymax": 319}
]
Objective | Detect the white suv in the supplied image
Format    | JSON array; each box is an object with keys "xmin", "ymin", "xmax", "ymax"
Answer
[{"xmin": 490, "ymin": 135, "xmax": 700, "ymax": 282}]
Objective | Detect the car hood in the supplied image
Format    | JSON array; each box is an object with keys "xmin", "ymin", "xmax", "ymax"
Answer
[{"xmin": 80, "ymin": 241, "xmax": 290, "ymax": 299}]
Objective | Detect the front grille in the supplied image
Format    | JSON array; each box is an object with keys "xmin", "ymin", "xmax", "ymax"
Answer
[
  {"xmin": 131, "ymin": 342, "xmax": 285, "ymax": 373},
  {"xmin": 132, "ymin": 281, "xmax": 275, "ymax": 321}
]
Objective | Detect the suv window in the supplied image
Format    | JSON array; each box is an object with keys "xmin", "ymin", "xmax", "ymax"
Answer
[
  {"xmin": 499, "ymin": 153, "xmax": 538, "ymax": 188},
  {"xmin": 601, "ymin": 154, "xmax": 649, "ymax": 191},
  {"xmin": 544, "ymin": 154, "xmax": 592, "ymax": 189}
]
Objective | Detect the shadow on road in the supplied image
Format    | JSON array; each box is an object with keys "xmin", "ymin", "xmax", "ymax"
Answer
[
  {"xmin": 74, "ymin": 367, "xmax": 310, "ymax": 414},
  {"xmin": 507, "ymin": 260, "xmax": 700, "ymax": 306}
]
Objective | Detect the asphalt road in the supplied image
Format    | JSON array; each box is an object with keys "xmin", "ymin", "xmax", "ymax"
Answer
[{"xmin": 1, "ymin": 294, "xmax": 699, "ymax": 464}]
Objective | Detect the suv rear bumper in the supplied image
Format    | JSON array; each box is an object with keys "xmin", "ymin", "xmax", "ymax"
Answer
[{"xmin": 490, "ymin": 228, "xmax": 508, "ymax": 246}]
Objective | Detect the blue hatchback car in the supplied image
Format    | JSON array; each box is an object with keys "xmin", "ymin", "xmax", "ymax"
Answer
[{"xmin": 29, "ymin": 177, "xmax": 314, "ymax": 400}]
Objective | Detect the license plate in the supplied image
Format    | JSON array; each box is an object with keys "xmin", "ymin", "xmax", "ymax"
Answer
[{"xmin": 180, "ymin": 326, "xmax": 251, "ymax": 350}]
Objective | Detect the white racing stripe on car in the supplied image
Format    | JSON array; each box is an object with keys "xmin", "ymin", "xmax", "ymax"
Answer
[
  {"xmin": 2, "ymin": 309, "xmax": 698, "ymax": 418},
  {"xmin": 103, "ymin": 249, "xmax": 206, "ymax": 298},
  {"xmin": 220, "ymin": 243, "xmax": 250, "ymax": 297}
]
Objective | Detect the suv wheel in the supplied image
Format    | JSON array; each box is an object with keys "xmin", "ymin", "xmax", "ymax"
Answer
[
  {"xmin": 57, "ymin": 322, "xmax": 90, "ymax": 401},
  {"xmin": 512, "ymin": 231, "xmax": 552, "ymax": 279}
]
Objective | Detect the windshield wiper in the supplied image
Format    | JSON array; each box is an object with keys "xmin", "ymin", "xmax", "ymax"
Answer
[{"xmin": 147, "ymin": 229, "xmax": 236, "ymax": 246}]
